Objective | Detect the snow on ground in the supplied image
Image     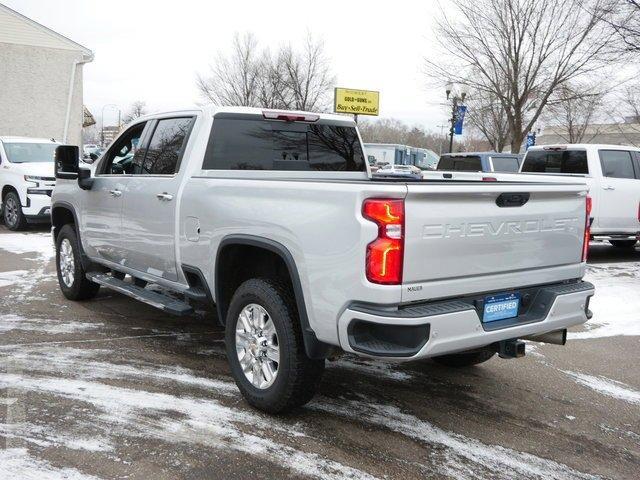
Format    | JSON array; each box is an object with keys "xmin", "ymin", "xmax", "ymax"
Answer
[
  {"xmin": 0, "ymin": 448, "xmax": 101, "ymax": 480},
  {"xmin": 0, "ymin": 270, "xmax": 29, "ymax": 288},
  {"xmin": 312, "ymin": 398, "xmax": 598, "ymax": 480},
  {"xmin": 574, "ymin": 263, "xmax": 640, "ymax": 339},
  {"xmin": 0, "ymin": 323, "xmax": 376, "ymax": 480},
  {"xmin": 0, "ymin": 232, "xmax": 56, "ymax": 300},
  {"xmin": 328, "ymin": 356, "xmax": 413, "ymax": 381},
  {"xmin": 0, "ymin": 314, "xmax": 102, "ymax": 334},
  {"xmin": 563, "ymin": 371, "xmax": 640, "ymax": 405},
  {"xmin": 0, "ymin": 232, "xmax": 54, "ymax": 262}
]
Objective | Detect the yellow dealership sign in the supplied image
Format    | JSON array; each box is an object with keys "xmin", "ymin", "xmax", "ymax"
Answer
[{"xmin": 334, "ymin": 88, "xmax": 379, "ymax": 116}]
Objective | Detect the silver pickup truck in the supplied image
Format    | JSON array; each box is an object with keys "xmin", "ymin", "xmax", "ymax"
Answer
[{"xmin": 51, "ymin": 107, "xmax": 595, "ymax": 413}]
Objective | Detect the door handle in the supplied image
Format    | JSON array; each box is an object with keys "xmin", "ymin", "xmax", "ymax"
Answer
[
  {"xmin": 109, "ymin": 189, "xmax": 122, "ymax": 197},
  {"xmin": 156, "ymin": 192, "xmax": 174, "ymax": 201},
  {"xmin": 603, "ymin": 185, "xmax": 615, "ymax": 190}
]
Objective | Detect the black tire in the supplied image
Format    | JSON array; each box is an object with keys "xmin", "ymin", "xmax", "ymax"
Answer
[
  {"xmin": 3, "ymin": 191, "xmax": 28, "ymax": 231},
  {"xmin": 609, "ymin": 240, "xmax": 637, "ymax": 249},
  {"xmin": 56, "ymin": 224, "xmax": 100, "ymax": 300},
  {"xmin": 225, "ymin": 278, "xmax": 324, "ymax": 414},
  {"xmin": 432, "ymin": 348, "xmax": 495, "ymax": 368}
]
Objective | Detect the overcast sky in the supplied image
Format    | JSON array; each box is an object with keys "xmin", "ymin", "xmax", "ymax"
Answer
[{"xmin": 4, "ymin": 0, "xmax": 452, "ymax": 132}]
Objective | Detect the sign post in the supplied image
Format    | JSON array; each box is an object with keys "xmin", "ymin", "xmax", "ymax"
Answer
[{"xmin": 334, "ymin": 88, "xmax": 380, "ymax": 121}]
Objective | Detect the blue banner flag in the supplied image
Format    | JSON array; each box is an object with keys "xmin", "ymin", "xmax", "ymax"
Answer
[
  {"xmin": 526, "ymin": 132, "xmax": 536, "ymax": 150},
  {"xmin": 454, "ymin": 105, "xmax": 467, "ymax": 135}
]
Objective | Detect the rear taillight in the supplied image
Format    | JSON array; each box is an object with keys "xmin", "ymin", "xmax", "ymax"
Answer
[
  {"xmin": 582, "ymin": 196, "xmax": 592, "ymax": 262},
  {"xmin": 363, "ymin": 198, "xmax": 404, "ymax": 285},
  {"xmin": 637, "ymin": 201, "xmax": 640, "ymax": 223}
]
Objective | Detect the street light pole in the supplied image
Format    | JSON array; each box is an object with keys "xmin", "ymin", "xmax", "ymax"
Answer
[{"xmin": 445, "ymin": 83, "xmax": 467, "ymax": 154}]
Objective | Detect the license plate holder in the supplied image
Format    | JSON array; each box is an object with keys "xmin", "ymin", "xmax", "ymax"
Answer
[{"xmin": 483, "ymin": 292, "xmax": 520, "ymax": 323}]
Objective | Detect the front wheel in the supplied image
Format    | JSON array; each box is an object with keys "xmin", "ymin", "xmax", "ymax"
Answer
[
  {"xmin": 56, "ymin": 224, "xmax": 100, "ymax": 300},
  {"xmin": 225, "ymin": 278, "xmax": 324, "ymax": 414},
  {"xmin": 609, "ymin": 240, "xmax": 637, "ymax": 249},
  {"xmin": 432, "ymin": 348, "xmax": 495, "ymax": 368},
  {"xmin": 3, "ymin": 191, "xmax": 28, "ymax": 231}
]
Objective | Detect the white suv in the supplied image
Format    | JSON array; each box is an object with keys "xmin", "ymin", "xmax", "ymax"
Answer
[
  {"xmin": 521, "ymin": 144, "xmax": 640, "ymax": 248},
  {"xmin": 0, "ymin": 136, "xmax": 59, "ymax": 230}
]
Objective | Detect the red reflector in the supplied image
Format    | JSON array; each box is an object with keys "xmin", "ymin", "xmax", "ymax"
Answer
[
  {"xmin": 363, "ymin": 199, "xmax": 404, "ymax": 285},
  {"xmin": 582, "ymin": 196, "xmax": 592, "ymax": 262},
  {"xmin": 482, "ymin": 177, "xmax": 497, "ymax": 182},
  {"xmin": 262, "ymin": 110, "xmax": 319, "ymax": 122}
]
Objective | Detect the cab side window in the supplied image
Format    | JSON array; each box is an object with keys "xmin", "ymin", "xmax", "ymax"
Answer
[
  {"xmin": 100, "ymin": 122, "xmax": 147, "ymax": 175},
  {"xmin": 133, "ymin": 117, "xmax": 194, "ymax": 175},
  {"xmin": 599, "ymin": 150, "xmax": 637, "ymax": 179}
]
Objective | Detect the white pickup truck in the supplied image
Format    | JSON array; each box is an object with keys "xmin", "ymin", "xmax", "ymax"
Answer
[
  {"xmin": 51, "ymin": 106, "xmax": 595, "ymax": 413},
  {"xmin": 1, "ymin": 136, "xmax": 59, "ymax": 230},
  {"xmin": 521, "ymin": 144, "xmax": 640, "ymax": 248}
]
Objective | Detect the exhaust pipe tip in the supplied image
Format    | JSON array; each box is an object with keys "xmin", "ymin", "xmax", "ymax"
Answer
[{"xmin": 523, "ymin": 329, "xmax": 567, "ymax": 346}]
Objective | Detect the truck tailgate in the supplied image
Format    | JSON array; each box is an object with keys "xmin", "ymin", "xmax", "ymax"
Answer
[{"xmin": 402, "ymin": 182, "xmax": 588, "ymax": 300}]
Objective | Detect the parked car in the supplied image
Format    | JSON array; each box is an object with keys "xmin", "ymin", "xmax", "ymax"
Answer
[
  {"xmin": 0, "ymin": 136, "xmax": 59, "ymax": 230},
  {"xmin": 436, "ymin": 152, "xmax": 523, "ymax": 173},
  {"xmin": 51, "ymin": 107, "xmax": 595, "ymax": 413},
  {"xmin": 520, "ymin": 144, "xmax": 640, "ymax": 248},
  {"xmin": 376, "ymin": 164, "xmax": 423, "ymax": 176}
]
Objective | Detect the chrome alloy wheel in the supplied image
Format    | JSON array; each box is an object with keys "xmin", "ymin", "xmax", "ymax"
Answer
[
  {"xmin": 59, "ymin": 238, "xmax": 75, "ymax": 288},
  {"xmin": 4, "ymin": 196, "xmax": 18, "ymax": 226},
  {"xmin": 235, "ymin": 303, "xmax": 280, "ymax": 389}
]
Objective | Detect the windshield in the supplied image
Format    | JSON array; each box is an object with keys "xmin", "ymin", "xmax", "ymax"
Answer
[
  {"xmin": 437, "ymin": 155, "xmax": 482, "ymax": 171},
  {"xmin": 3, "ymin": 142, "xmax": 57, "ymax": 163},
  {"xmin": 521, "ymin": 150, "xmax": 588, "ymax": 174}
]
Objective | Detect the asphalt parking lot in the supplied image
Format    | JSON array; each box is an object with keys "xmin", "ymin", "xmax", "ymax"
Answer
[{"xmin": 1, "ymin": 226, "xmax": 639, "ymax": 480}]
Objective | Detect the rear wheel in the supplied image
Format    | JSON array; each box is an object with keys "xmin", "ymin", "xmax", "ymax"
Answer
[
  {"xmin": 3, "ymin": 191, "xmax": 27, "ymax": 231},
  {"xmin": 432, "ymin": 348, "xmax": 495, "ymax": 368},
  {"xmin": 609, "ymin": 240, "xmax": 637, "ymax": 249},
  {"xmin": 56, "ymin": 224, "xmax": 100, "ymax": 300},
  {"xmin": 225, "ymin": 278, "xmax": 324, "ymax": 414}
]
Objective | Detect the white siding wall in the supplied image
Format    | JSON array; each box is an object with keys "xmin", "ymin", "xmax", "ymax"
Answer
[
  {"xmin": 0, "ymin": 43, "xmax": 84, "ymax": 146},
  {"xmin": 0, "ymin": 5, "xmax": 84, "ymax": 51}
]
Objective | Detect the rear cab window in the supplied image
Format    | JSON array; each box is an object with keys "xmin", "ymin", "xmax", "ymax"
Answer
[
  {"xmin": 490, "ymin": 156, "xmax": 520, "ymax": 172},
  {"xmin": 202, "ymin": 114, "xmax": 366, "ymax": 172},
  {"xmin": 436, "ymin": 155, "xmax": 482, "ymax": 171},
  {"xmin": 521, "ymin": 149, "xmax": 588, "ymax": 174},
  {"xmin": 598, "ymin": 150, "xmax": 638, "ymax": 179}
]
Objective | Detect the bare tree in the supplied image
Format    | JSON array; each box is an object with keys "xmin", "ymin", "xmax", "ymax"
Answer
[
  {"xmin": 124, "ymin": 101, "xmax": 148, "ymax": 123},
  {"xmin": 274, "ymin": 34, "xmax": 336, "ymax": 111},
  {"xmin": 197, "ymin": 32, "xmax": 265, "ymax": 107},
  {"xmin": 197, "ymin": 32, "xmax": 335, "ymax": 111},
  {"xmin": 597, "ymin": 0, "xmax": 640, "ymax": 53},
  {"xmin": 357, "ymin": 118, "xmax": 478, "ymax": 153},
  {"xmin": 465, "ymin": 92, "xmax": 511, "ymax": 152},
  {"xmin": 426, "ymin": 0, "xmax": 621, "ymax": 153},
  {"xmin": 543, "ymin": 82, "xmax": 605, "ymax": 142}
]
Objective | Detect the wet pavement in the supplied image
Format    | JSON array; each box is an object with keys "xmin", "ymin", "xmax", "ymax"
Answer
[{"xmin": 1, "ymin": 226, "xmax": 639, "ymax": 479}]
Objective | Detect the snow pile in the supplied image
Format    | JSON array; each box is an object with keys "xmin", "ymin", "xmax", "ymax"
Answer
[
  {"xmin": 564, "ymin": 371, "xmax": 640, "ymax": 405},
  {"xmin": 575, "ymin": 263, "xmax": 640, "ymax": 339}
]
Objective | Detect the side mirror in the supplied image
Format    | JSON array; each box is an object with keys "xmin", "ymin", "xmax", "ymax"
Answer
[
  {"xmin": 55, "ymin": 145, "xmax": 80, "ymax": 179},
  {"xmin": 89, "ymin": 152, "xmax": 99, "ymax": 161}
]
